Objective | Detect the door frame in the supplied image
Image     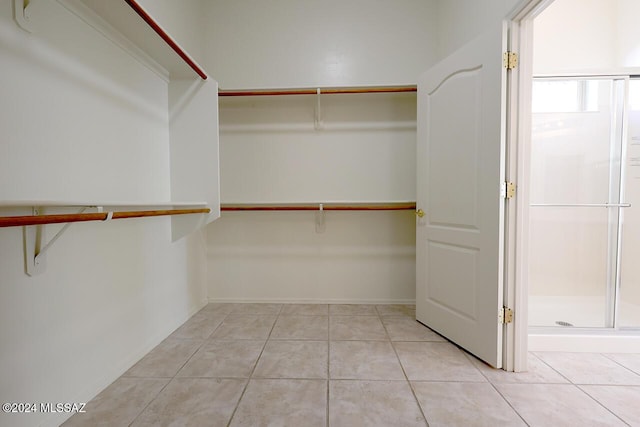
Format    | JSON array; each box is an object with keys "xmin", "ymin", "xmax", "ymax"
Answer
[
  {"xmin": 503, "ymin": 0, "xmax": 556, "ymax": 371},
  {"xmin": 506, "ymin": 0, "xmax": 640, "ymax": 365}
]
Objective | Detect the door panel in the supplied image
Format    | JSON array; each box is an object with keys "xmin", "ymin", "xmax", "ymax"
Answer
[
  {"xmin": 416, "ymin": 25, "xmax": 507, "ymax": 368},
  {"xmin": 427, "ymin": 242, "xmax": 478, "ymax": 318},
  {"xmin": 428, "ymin": 69, "xmax": 481, "ymax": 229}
]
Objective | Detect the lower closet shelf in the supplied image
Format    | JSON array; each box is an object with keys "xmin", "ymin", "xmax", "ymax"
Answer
[{"xmin": 220, "ymin": 202, "xmax": 416, "ymax": 211}]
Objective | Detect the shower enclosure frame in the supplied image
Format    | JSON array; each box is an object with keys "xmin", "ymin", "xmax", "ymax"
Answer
[{"xmin": 527, "ymin": 75, "xmax": 632, "ymax": 331}]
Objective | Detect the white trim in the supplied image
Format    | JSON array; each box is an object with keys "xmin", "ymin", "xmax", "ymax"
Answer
[
  {"xmin": 510, "ymin": 10, "xmax": 537, "ymax": 373},
  {"xmin": 208, "ymin": 298, "xmax": 416, "ymax": 305},
  {"xmin": 534, "ymin": 69, "xmax": 640, "ymax": 78},
  {"xmin": 503, "ymin": 19, "xmax": 526, "ymax": 373},
  {"xmin": 513, "ymin": 15, "xmax": 536, "ymax": 372},
  {"xmin": 505, "ymin": 0, "xmax": 557, "ymax": 371},
  {"xmin": 507, "ymin": 0, "xmax": 555, "ymax": 21},
  {"xmin": 529, "ymin": 333, "xmax": 640, "ymax": 353},
  {"xmin": 502, "ymin": 21, "xmax": 517, "ymax": 372},
  {"xmin": 208, "ymin": 247, "xmax": 415, "ymax": 257}
]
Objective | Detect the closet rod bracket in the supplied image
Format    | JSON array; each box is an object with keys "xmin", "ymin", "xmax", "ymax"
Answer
[
  {"xmin": 24, "ymin": 208, "xmax": 45, "ymax": 276},
  {"xmin": 315, "ymin": 203, "xmax": 326, "ymax": 233},
  {"xmin": 24, "ymin": 206, "xmax": 94, "ymax": 276},
  {"xmin": 13, "ymin": 0, "xmax": 34, "ymax": 33},
  {"xmin": 314, "ymin": 88, "xmax": 324, "ymax": 130}
]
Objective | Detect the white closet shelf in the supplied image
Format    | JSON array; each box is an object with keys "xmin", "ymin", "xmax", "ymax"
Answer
[
  {"xmin": 0, "ymin": 206, "xmax": 211, "ymax": 229},
  {"xmin": 0, "ymin": 201, "xmax": 208, "ymax": 208},
  {"xmin": 59, "ymin": 0, "xmax": 208, "ymax": 80},
  {"xmin": 218, "ymin": 85, "xmax": 417, "ymax": 97},
  {"xmin": 221, "ymin": 201, "xmax": 417, "ymax": 211}
]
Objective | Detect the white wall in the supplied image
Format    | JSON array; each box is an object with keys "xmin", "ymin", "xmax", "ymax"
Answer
[
  {"xmin": 0, "ymin": 2, "xmax": 208, "ymax": 426},
  {"xmin": 533, "ymin": 0, "xmax": 640, "ymax": 74},
  {"xmin": 0, "ymin": 0, "xmax": 170, "ymax": 203},
  {"xmin": 219, "ymin": 93, "xmax": 416, "ymax": 203},
  {"xmin": 204, "ymin": 0, "xmax": 436, "ymax": 303},
  {"xmin": 435, "ymin": 0, "xmax": 520, "ymax": 59},
  {"xmin": 202, "ymin": 0, "xmax": 438, "ymax": 89},
  {"xmin": 207, "ymin": 211, "xmax": 416, "ymax": 303},
  {"xmin": 616, "ymin": 0, "xmax": 640, "ymax": 68},
  {"xmin": 138, "ymin": 0, "xmax": 206, "ymax": 66}
]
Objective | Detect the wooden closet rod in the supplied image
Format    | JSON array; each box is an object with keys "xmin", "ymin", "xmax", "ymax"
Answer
[
  {"xmin": 124, "ymin": 0, "xmax": 208, "ymax": 80},
  {"xmin": 218, "ymin": 86, "xmax": 417, "ymax": 97},
  {"xmin": 221, "ymin": 203, "xmax": 416, "ymax": 211},
  {"xmin": 0, "ymin": 208, "xmax": 210, "ymax": 228}
]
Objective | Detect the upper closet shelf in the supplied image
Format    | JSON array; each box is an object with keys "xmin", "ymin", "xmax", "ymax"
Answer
[
  {"xmin": 218, "ymin": 85, "xmax": 417, "ymax": 97},
  {"xmin": 57, "ymin": 0, "xmax": 208, "ymax": 80},
  {"xmin": 0, "ymin": 200, "xmax": 208, "ymax": 208}
]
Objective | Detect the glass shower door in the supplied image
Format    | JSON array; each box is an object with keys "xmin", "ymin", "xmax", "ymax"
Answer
[
  {"xmin": 528, "ymin": 78, "xmax": 626, "ymax": 328},
  {"xmin": 618, "ymin": 78, "xmax": 640, "ymax": 328}
]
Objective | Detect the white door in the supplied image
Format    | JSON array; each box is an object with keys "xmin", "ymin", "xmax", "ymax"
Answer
[{"xmin": 416, "ymin": 26, "xmax": 508, "ymax": 368}]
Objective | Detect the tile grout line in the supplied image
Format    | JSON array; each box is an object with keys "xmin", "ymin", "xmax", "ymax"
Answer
[
  {"xmin": 225, "ymin": 304, "xmax": 283, "ymax": 427},
  {"xmin": 488, "ymin": 350, "xmax": 608, "ymax": 426},
  {"xmin": 461, "ymin": 350, "xmax": 490, "ymax": 379},
  {"xmin": 575, "ymin": 384, "xmax": 633, "ymax": 426},
  {"xmin": 126, "ymin": 379, "xmax": 172, "ymax": 427},
  {"xmin": 500, "ymin": 351, "xmax": 633, "ymax": 426},
  {"xmin": 379, "ymin": 308, "xmax": 430, "ymax": 427},
  {"xmin": 140, "ymin": 375, "xmax": 503, "ymax": 382},
  {"xmin": 460, "ymin": 351, "xmax": 568, "ymax": 383},
  {"xmin": 601, "ymin": 353, "xmax": 640, "ymax": 377},
  {"xmin": 484, "ymin": 378, "xmax": 532, "ymax": 426},
  {"xmin": 529, "ymin": 352, "xmax": 577, "ymax": 384},
  {"xmin": 126, "ymin": 307, "xmax": 231, "ymax": 426},
  {"xmin": 73, "ymin": 304, "xmax": 640, "ymax": 427},
  {"xmin": 403, "ymin": 330, "xmax": 528, "ymax": 426}
]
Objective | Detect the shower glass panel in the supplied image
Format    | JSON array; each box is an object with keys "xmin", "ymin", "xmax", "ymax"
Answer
[
  {"xmin": 618, "ymin": 79, "xmax": 640, "ymax": 328},
  {"xmin": 528, "ymin": 78, "xmax": 625, "ymax": 328}
]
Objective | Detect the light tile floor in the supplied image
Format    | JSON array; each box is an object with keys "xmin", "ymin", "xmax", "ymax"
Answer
[{"xmin": 64, "ymin": 303, "xmax": 640, "ymax": 426}]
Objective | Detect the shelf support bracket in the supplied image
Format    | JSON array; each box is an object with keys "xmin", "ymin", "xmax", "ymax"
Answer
[
  {"xmin": 315, "ymin": 203, "xmax": 326, "ymax": 233},
  {"xmin": 314, "ymin": 88, "xmax": 324, "ymax": 130},
  {"xmin": 24, "ymin": 207, "xmax": 45, "ymax": 276},
  {"xmin": 13, "ymin": 0, "xmax": 34, "ymax": 33},
  {"xmin": 24, "ymin": 206, "xmax": 88, "ymax": 276}
]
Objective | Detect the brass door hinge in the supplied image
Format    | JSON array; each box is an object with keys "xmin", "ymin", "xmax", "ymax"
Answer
[
  {"xmin": 503, "ymin": 52, "xmax": 518, "ymax": 70},
  {"xmin": 503, "ymin": 181, "xmax": 516, "ymax": 199},
  {"xmin": 499, "ymin": 307, "xmax": 514, "ymax": 324}
]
